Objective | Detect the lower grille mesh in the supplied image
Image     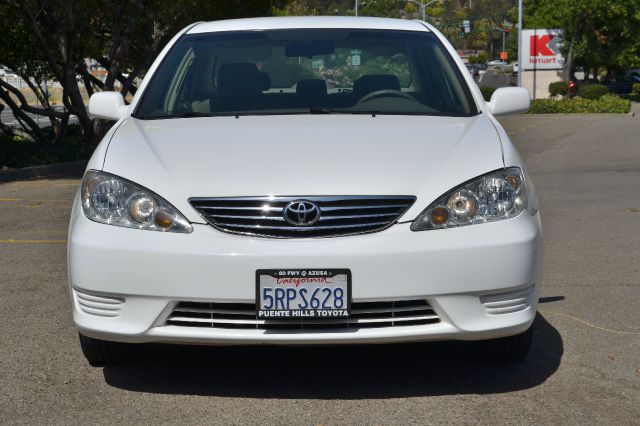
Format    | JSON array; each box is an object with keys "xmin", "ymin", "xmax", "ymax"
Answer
[{"xmin": 166, "ymin": 300, "xmax": 439, "ymax": 330}]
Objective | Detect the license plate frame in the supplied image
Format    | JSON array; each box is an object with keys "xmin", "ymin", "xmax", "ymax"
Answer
[{"xmin": 255, "ymin": 269, "xmax": 351, "ymax": 320}]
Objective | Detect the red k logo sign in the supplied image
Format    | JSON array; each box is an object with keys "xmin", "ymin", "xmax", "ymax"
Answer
[{"xmin": 530, "ymin": 35, "xmax": 555, "ymax": 56}]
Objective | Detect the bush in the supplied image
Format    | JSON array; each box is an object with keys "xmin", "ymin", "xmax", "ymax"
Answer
[
  {"xmin": 528, "ymin": 94, "xmax": 631, "ymax": 114},
  {"xmin": 576, "ymin": 83, "xmax": 609, "ymax": 100},
  {"xmin": 480, "ymin": 86, "xmax": 496, "ymax": 101},
  {"xmin": 633, "ymin": 83, "xmax": 640, "ymax": 94},
  {"xmin": 0, "ymin": 124, "xmax": 91, "ymax": 168},
  {"xmin": 548, "ymin": 81, "xmax": 569, "ymax": 97}
]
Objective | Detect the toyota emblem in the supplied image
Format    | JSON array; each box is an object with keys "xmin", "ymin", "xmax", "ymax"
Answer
[{"xmin": 283, "ymin": 200, "xmax": 321, "ymax": 226}]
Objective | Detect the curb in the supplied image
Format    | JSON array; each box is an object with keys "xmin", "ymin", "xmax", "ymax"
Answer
[{"xmin": 0, "ymin": 161, "xmax": 87, "ymax": 183}]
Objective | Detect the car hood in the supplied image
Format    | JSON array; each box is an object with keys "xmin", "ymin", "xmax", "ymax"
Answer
[{"xmin": 103, "ymin": 114, "xmax": 504, "ymax": 223}]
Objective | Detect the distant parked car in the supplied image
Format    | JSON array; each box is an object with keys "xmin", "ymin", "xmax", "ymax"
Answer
[
  {"xmin": 465, "ymin": 64, "xmax": 476, "ymax": 78},
  {"xmin": 603, "ymin": 75, "xmax": 640, "ymax": 94},
  {"xmin": 488, "ymin": 60, "xmax": 507, "ymax": 66},
  {"xmin": 512, "ymin": 63, "xmax": 519, "ymax": 76},
  {"xmin": 626, "ymin": 68, "xmax": 640, "ymax": 79},
  {"xmin": 568, "ymin": 78, "xmax": 579, "ymax": 97},
  {"xmin": 472, "ymin": 63, "xmax": 488, "ymax": 79}
]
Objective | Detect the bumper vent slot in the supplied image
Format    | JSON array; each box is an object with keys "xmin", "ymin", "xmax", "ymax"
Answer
[
  {"xmin": 166, "ymin": 299, "xmax": 439, "ymax": 330},
  {"xmin": 73, "ymin": 288, "xmax": 124, "ymax": 317},
  {"xmin": 189, "ymin": 196, "xmax": 415, "ymax": 238},
  {"xmin": 480, "ymin": 286, "xmax": 535, "ymax": 315}
]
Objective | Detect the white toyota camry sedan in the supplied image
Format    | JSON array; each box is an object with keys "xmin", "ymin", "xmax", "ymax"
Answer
[{"xmin": 69, "ymin": 16, "xmax": 542, "ymax": 365}]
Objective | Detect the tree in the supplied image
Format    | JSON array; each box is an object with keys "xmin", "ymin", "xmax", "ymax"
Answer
[
  {"xmin": 0, "ymin": 4, "xmax": 70, "ymax": 144},
  {"xmin": 0, "ymin": 0, "xmax": 280, "ymax": 145},
  {"xmin": 525, "ymin": 0, "xmax": 640, "ymax": 80}
]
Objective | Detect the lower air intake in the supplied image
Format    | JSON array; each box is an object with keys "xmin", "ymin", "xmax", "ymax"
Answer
[
  {"xmin": 73, "ymin": 288, "xmax": 124, "ymax": 317},
  {"xmin": 480, "ymin": 286, "xmax": 535, "ymax": 315},
  {"xmin": 166, "ymin": 299, "xmax": 439, "ymax": 330}
]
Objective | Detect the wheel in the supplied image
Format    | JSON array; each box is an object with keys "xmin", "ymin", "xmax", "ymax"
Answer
[
  {"xmin": 484, "ymin": 325, "xmax": 533, "ymax": 362},
  {"xmin": 78, "ymin": 333, "xmax": 130, "ymax": 366}
]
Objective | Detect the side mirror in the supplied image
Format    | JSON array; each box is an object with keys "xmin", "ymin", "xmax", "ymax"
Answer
[
  {"xmin": 488, "ymin": 87, "xmax": 530, "ymax": 116},
  {"xmin": 88, "ymin": 92, "xmax": 127, "ymax": 121}
]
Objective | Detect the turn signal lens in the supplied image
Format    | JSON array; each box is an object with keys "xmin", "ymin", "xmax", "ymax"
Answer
[
  {"xmin": 430, "ymin": 207, "xmax": 449, "ymax": 226},
  {"xmin": 154, "ymin": 209, "xmax": 174, "ymax": 228},
  {"xmin": 505, "ymin": 175, "xmax": 521, "ymax": 191}
]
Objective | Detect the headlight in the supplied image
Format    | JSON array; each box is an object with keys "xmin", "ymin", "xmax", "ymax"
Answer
[
  {"xmin": 81, "ymin": 170, "xmax": 193, "ymax": 233},
  {"xmin": 411, "ymin": 167, "xmax": 527, "ymax": 231}
]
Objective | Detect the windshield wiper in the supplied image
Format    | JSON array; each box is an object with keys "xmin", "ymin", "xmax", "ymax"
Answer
[
  {"xmin": 309, "ymin": 107, "xmax": 378, "ymax": 115},
  {"xmin": 136, "ymin": 111, "xmax": 214, "ymax": 120}
]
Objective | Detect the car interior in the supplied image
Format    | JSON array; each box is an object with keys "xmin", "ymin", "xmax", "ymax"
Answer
[{"xmin": 135, "ymin": 31, "xmax": 476, "ymax": 118}]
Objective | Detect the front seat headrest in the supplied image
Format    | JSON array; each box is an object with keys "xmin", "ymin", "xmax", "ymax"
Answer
[{"xmin": 217, "ymin": 63, "xmax": 270, "ymax": 98}]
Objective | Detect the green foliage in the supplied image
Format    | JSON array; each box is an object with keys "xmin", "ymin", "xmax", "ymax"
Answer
[
  {"xmin": 259, "ymin": 2, "xmax": 521, "ymax": 60},
  {"xmin": 272, "ymin": 0, "xmax": 407, "ymax": 17},
  {"xmin": 343, "ymin": 56, "xmax": 411, "ymax": 87},
  {"xmin": 633, "ymin": 83, "xmax": 640, "ymax": 95},
  {"xmin": 0, "ymin": 125, "xmax": 91, "ymax": 168},
  {"xmin": 576, "ymin": 84, "xmax": 609, "ymax": 100},
  {"xmin": 1, "ymin": 0, "xmax": 282, "ymax": 146},
  {"xmin": 528, "ymin": 94, "xmax": 630, "ymax": 114},
  {"xmin": 525, "ymin": 0, "xmax": 640, "ymax": 73},
  {"xmin": 480, "ymin": 86, "xmax": 496, "ymax": 101},
  {"xmin": 548, "ymin": 81, "xmax": 569, "ymax": 97},
  {"xmin": 467, "ymin": 52, "xmax": 488, "ymax": 65}
]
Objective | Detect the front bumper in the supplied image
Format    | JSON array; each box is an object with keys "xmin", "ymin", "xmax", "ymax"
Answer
[{"xmin": 68, "ymin": 195, "xmax": 543, "ymax": 345}]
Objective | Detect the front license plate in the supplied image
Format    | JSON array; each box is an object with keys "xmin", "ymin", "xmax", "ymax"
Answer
[{"xmin": 256, "ymin": 269, "xmax": 351, "ymax": 319}]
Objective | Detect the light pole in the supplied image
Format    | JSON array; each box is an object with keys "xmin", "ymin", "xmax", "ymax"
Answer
[
  {"xmin": 517, "ymin": 0, "xmax": 523, "ymax": 87},
  {"xmin": 404, "ymin": 0, "xmax": 439, "ymax": 22},
  {"xmin": 355, "ymin": 0, "xmax": 358, "ymax": 16}
]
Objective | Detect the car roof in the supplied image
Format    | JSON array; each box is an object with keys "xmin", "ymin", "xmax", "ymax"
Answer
[{"xmin": 188, "ymin": 16, "xmax": 430, "ymax": 34}]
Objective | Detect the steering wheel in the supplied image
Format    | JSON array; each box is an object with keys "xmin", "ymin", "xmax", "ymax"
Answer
[{"xmin": 356, "ymin": 89, "xmax": 417, "ymax": 104}]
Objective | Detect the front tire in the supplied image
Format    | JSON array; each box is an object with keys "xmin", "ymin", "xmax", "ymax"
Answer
[
  {"xmin": 485, "ymin": 325, "xmax": 533, "ymax": 362},
  {"xmin": 78, "ymin": 333, "xmax": 130, "ymax": 366}
]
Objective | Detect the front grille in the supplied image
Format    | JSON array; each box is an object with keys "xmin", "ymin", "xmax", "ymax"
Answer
[
  {"xmin": 166, "ymin": 300, "xmax": 439, "ymax": 330},
  {"xmin": 189, "ymin": 196, "xmax": 416, "ymax": 238}
]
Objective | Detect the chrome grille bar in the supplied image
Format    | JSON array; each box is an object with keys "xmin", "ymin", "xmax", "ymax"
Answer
[
  {"xmin": 189, "ymin": 195, "xmax": 416, "ymax": 238},
  {"xmin": 166, "ymin": 300, "xmax": 440, "ymax": 329}
]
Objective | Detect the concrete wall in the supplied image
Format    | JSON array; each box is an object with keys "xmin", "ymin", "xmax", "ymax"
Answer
[{"xmin": 522, "ymin": 69, "xmax": 563, "ymax": 99}]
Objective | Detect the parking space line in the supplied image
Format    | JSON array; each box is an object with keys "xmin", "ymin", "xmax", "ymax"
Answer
[
  {"xmin": 0, "ymin": 239, "xmax": 67, "ymax": 244},
  {"xmin": 11, "ymin": 230, "xmax": 68, "ymax": 234},
  {"xmin": 539, "ymin": 309, "xmax": 640, "ymax": 335}
]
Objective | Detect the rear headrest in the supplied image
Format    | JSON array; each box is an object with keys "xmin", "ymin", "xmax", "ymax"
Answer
[
  {"xmin": 217, "ymin": 63, "xmax": 270, "ymax": 98},
  {"xmin": 296, "ymin": 79, "xmax": 327, "ymax": 103},
  {"xmin": 353, "ymin": 74, "xmax": 401, "ymax": 99}
]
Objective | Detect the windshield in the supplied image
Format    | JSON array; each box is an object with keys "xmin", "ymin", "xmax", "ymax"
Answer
[{"xmin": 133, "ymin": 29, "xmax": 478, "ymax": 119}]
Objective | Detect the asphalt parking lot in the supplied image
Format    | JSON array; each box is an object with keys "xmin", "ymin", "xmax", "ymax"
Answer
[{"xmin": 1, "ymin": 113, "xmax": 639, "ymax": 424}]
